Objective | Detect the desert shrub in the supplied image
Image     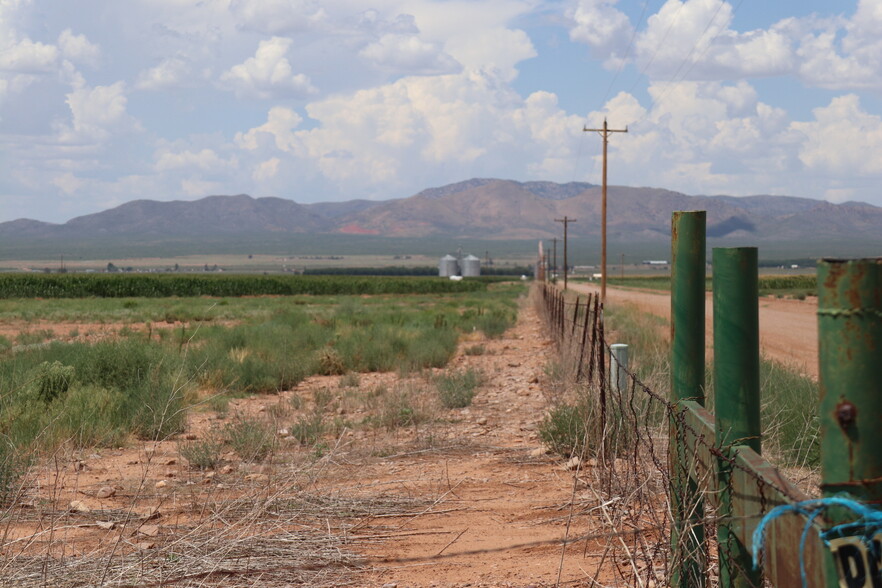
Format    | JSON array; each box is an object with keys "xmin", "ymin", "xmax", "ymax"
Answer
[
  {"xmin": 179, "ymin": 433, "xmax": 224, "ymax": 470},
  {"xmin": 339, "ymin": 372, "xmax": 360, "ymax": 388},
  {"xmin": 49, "ymin": 384, "xmax": 128, "ymax": 448},
  {"xmin": 436, "ymin": 368, "xmax": 482, "ymax": 409},
  {"xmin": 475, "ymin": 309, "xmax": 515, "ymax": 338},
  {"xmin": 463, "ymin": 344, "xmax": 486, "ymax": 356},
  {"xmin": 313, "ymin": 387, "xmax": 334, "ymax": 411},
  {"xmin": 317, "ymin": 347, "xmax": 346, "ymax": 376},
  {"xmin": 379, "ymin": 387, "xmax": 430, "ymax": 430},
  {"xmin": 0, "ymin": 441, "xmax": 26, "ymax": 506},
  {"xmin": 225, "ymin": 417, "xmax": 274, "ymax": 462},
  {"xmin": 127, "ymin": 382, "xmax": 188, "ymax": 440},
  {"xmin": 539, "ymin": 404, "xmax": 589, "ymax": 458},
  {"xmin": 290, "ymin": 413, "xmax": 326, "ymax": 446},
  {"xmin": 31, "ymin": 360, "xmax": 75, "ymax": 404}
]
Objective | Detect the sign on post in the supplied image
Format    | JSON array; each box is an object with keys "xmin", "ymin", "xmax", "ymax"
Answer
[{"xmin": 829, "ymin": 533, "xmax": 882, "ymax": 588}]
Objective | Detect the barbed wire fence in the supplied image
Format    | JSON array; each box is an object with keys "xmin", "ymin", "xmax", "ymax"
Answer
[{"xmin": 535, "ymin": 283, "xmax": 808, "ymax": 587}]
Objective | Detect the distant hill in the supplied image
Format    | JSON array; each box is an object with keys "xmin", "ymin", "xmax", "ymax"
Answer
[{"xmin": 2, "ymin": 179, "xmax": 880, "ymax": 250}]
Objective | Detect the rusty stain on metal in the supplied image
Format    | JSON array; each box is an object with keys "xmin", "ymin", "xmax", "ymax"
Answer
[{"xmin": 836, "ymin": 400, "xmax": 858, "ymax": 428}]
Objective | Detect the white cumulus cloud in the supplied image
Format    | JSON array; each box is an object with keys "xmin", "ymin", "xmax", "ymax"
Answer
[
  {"xmin": 61, "ymin": 80, "xmax": 138, "ymax": 142},
  {"xmin": 229, "ymin": 0, "xmax": 325, "ymax": 34},
  {"xmin": 57, "ymin": 29, "xmax": 100, "ymax": 67},
  {"xmin": 568, "ymin": 0, "xmax": 634, "ymax": 62},
  {"xmin": 155, "ymin": 147, "xmax": 234, "ymax": 172},
  {"xmin": 792, "ymin": 94, "xmax": 882, "ymax": 175},
  {"xmin": 360, "ymin": 34, "xmax": 460, "ymax": 75},
  {"xmin": 220, "ymin": 36, "xmax": 317, "ymax": 99},
  {"xmin": 0, "ymin": 37, "xmax": 58, "ymax": 72},
  {"xmin": 136, "ymin": 57, "xmax": 191, "ymax": 91}
]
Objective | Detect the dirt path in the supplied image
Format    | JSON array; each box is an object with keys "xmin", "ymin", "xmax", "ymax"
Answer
[
  {"xmin": 569, "ymin": 283, "xmax": 819, "ymax": 379},
  {"xmin": 11, "ymin": 297, "xmax": 608, "ymax": 587},
  {"xmin": 333, "ymin": 301, "xmax": 593, "ymax": 587}
]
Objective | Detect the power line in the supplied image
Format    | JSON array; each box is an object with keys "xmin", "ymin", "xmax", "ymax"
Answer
[{"xmin": 598, "ymin": 0, "xmax": 654, "ymax": 107}]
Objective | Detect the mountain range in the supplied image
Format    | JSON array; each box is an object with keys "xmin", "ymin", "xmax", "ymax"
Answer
[{"xmin": 2, "ymin": 179, "xmax": 881, "ymax": 245}]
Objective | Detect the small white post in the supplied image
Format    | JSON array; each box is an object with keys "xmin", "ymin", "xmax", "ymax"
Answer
[{"xmin": 610, "ymin": 343, "xmax": 629, "ymax": 392}]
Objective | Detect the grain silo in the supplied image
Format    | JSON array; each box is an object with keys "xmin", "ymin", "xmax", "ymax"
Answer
[
  {"xmin": 461, "ymin": 254, "xmax": 481, "ymax": 277},
  {"xmin": 439, "ymin": 254, "xmax": 459, "ymax": 277}
]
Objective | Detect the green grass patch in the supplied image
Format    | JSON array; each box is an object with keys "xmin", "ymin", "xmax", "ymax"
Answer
[{"xmin": 0, "ymin": 283, "xmax": 524, "ymax": 480}]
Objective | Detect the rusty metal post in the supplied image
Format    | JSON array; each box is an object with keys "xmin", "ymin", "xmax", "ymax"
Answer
[
  {"xmin": 713, "ymin": 247, "xmax": 762, "ymax": 588},
  {"xmin": 818, "ymin": 258, "xmax": 882, "ymax": 585},
  {"xmin": 670, "ymin": 211, "xmax": 707, "ymax": 588}
]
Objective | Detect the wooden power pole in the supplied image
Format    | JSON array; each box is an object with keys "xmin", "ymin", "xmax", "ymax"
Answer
[
  {"xmin": 583, "ymin": 118, "xmax": 627, "ymax": 304},
  {"xmin": 552, "ymin": 238, "xmax": 558, "ymax": 279},
  {"xmin": 554, "ymin": 216, "xmax": 576, "ymax": 290}
]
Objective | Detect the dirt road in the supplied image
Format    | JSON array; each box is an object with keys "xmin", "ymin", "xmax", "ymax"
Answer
[{"xmin": 569, "ymin": 283, "xmax": 819, "ymax": 379}]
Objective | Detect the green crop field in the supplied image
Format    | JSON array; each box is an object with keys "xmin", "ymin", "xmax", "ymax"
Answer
[{"xmin": 0, "ymin": 273, "xmax": 491, "ymax": 299}]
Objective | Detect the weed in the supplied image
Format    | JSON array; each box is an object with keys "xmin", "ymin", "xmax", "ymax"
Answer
[
  {"xmin": 475, "ymin": 309, "xmax": 514, "ymax": 338},
  {"xmin": 178, "ymin": 433, "xmax": 224, "ymax": 470},
  {"xmin": 435, "ymin": 368, "xmax": 482, "ymax": 409},
  {"xmin": 539, "ymin": 404, "xmax": 588, "ymax": 458},
  {"xmin": 16, "ymin": 329, "xmax": 55, "ymax": 345},
  {"xmin": 463, "ymin": 344, "xmax": 486, "ymax": 356},
  {"xmin": 225, "ymin": 417, "xmax": 274, "ymax": 463},
  {"xmin": 318, "ymin": 347, "xmax": 345, "ymax": 375},
  {"xmin": 339, "ymin": 372, "xmax": 360, "ymax": 388},
  {"xmin": 0, "ymin": 441, "xmax": 26, "ymax": 506},
  {"xmin": 206, "ymin": 392, "xmax": 231, "ymax": 415},
  {"xmin": 267, "ymin": 399, "xmax": 291, "ymax": 420},
  {"xmin": 31, "ymin": 360, "xmax": 75, "ymax": 404},
  {"xmin": 379, "ymin": 387, "xmax": 430, "ymax": 430},
  {"xmin": 51, "ymin": 384, "xmax": 128, "ymax": 448},
  {"xmin": 313, "ymin": 387, "xmax": 335, "ymax": 412},
  {"xmin": 290, "ymin": 413, "xmax": 326, "ymax": 446}
]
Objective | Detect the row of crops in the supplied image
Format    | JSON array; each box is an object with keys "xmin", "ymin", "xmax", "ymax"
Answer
[{"xmin": 0, "ymin": 274, "xmax": 489, "ymax": 299}]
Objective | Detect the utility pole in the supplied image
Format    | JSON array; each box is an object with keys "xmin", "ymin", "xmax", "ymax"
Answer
[
  {"xmin": 552, "ymin": 238, "xmax": 558, "ymax": 279},
  {"xmin": 554, "ymin": 216, "xmax": 576, "ymax": 290},
  {"xmin": 621, "ymin": 253, "xmax": 625, "ymax": 280},
  {"xmin": 584, "ymin": 118, "xmax": 627, "ymax": 304}
]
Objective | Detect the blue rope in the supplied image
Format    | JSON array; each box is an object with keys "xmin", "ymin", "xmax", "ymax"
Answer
[{"xmin": 751, "ymin": 496, "xmax": 882, "ymax": 587}]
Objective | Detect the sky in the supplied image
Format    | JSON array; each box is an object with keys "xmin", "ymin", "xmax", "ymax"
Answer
[{"xmin": 2, "ymin": 0, "xmax": 882, "ymax": 223}]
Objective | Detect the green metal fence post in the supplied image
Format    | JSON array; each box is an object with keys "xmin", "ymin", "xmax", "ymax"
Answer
[
  {"xmin": 713, "ymin": 247, "xmax": 762, "ymax": 588},
  {"xmin": 672, "ymin": 211, "xmax": 707, "ymax": 406},
  {"xmin": 818, "ymin": 258, "xmax": 882, "ymax": 586},
  {"xmin": 671, "ymin": 211, "xmax": 707, "ymax": 587}
]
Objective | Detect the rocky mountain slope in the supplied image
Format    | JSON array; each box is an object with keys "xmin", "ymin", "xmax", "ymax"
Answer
[{"xmin": 2, "ymin": 179, "xmax": 880, "ymax": 243}]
